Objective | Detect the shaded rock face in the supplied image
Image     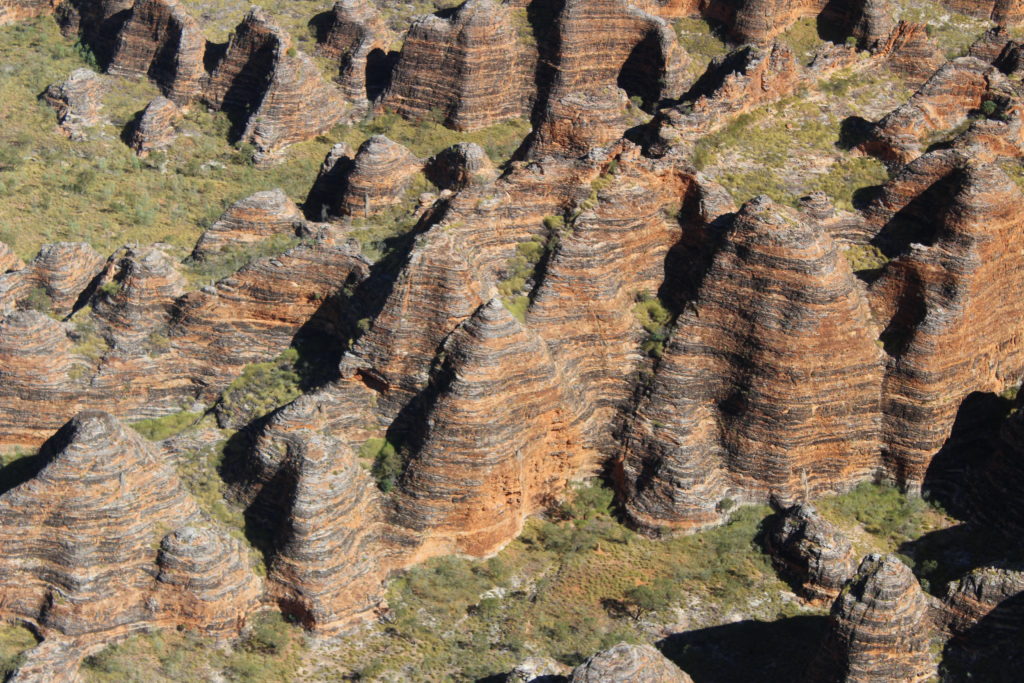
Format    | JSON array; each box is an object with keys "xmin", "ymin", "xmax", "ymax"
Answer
[
  {"xmin": 192, "ymin": 189, "xmax": 305, "ymax": 258},
  {"xmin": 393, "ymin": 299, "xmax": 586, "ymax": 559},
  {"xmin": 620, "ymin": 197, "xmax": 884, "ymax": 533},
  {"xmin": 316, "ymin": 0, "xmax": 392, "ymax": 108},
  {"xmin": 425, "ymin": 142, "xmax": 499, "ymax": 191},
  {"xmin": 127, "ymin": 96, "xmax": 181, "ymax": 156},
  {"xmin": 765, "ymin": 504, "xmax": 857, "ymax": 603},
  {"xmin": 41, "ymin": 68, "xmax": 105, "ymax": 140},
  {"xmin": 384, "ymin": 0, "xmax": 530, "ymax": 131},
  {"xmin": 107, "ymin": 0, "xmax": 205, "ymax": 104},
  {"xmin": 653, "ymin": 43, "xmax": 799, "ymax": 154},
  {"xmin": 0, "ymin": 241, "xmax": 105, "ymax": 316},
  {"xmin": 324, "ymin": 135, "xmax": 421, "ymax": 218},
  {"xmin": 941, "ymin": 566, "xmax": 1024, "ymax": 640},
  {"xmin": 868, "ymin": 163, "xmax": 1024, "ymax": 490},
  {"xmin": 528, "ymin": 0, "xmax": 684, "ymax": 158},
  {"xmin": 569, "ymin": 643, "xmax": 693, "ymax": 682},
  {"xmin": 0, "ymin": 411, "xmax": 261, "ymax": 641},
  {"xmin": 203, "ymin": 8, "xmax": 345, "ymax": 164},
  {"xmin": 809, "ymin": 554, "xmax": 934, "ymax": 682},
  {"xmin": 0, "ymin": 0, "xmax": 56, "ymax": 24},
  {"xmin": 266, "ymin": 431, "xmax": 388, "ymax": 633},
  {"xmin": 56, "ymin": 0, "xmax": 134, "ymax": 64},
  {"xmin": 966, "ymin": 407, "xmax": 1024, "ymax": 547}
]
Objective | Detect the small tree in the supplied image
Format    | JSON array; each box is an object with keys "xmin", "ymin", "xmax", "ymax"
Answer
[{"xmin": 623, "ymin": 579, "xmax": 673, "ymax": 620}]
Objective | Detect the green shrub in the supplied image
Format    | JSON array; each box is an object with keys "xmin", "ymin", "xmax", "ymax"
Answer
[
  {"xmin": 130, "ymin": 410, "xmax": 201, "ymax": 441},
  {"xmin": 0, "ymin": 623, "xmax": 38, "ymax": 678},
  {"xmin": 216, "ymin": 351, "xmax": 303, "ymax": 427},
  {"xmin": 20, "ymin": 285, "xmax": 52, "ymax": 313},
  {"xmin": 633, "ymin": 292, "xmax": 672, "ymax": 358},
  {"xmin": 360, "ymin": 437, "xmax": 402, "ymax": 491}
]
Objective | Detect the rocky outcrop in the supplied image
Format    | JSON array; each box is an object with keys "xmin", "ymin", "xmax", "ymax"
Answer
[
  {"xmin": 765, "ymin": 503, "xmax": 857, "ymax": 603},
  {"xmin": 425, "ymin": 142, "xmax": 499, "ymax": 191},
  {"xmin": 0, "ymin": 242, "xmax": 24, "ymax": 273},
  {"xmin": 0, "ymin": 241, "xmax": 104, "ymax": 316},
  {"xmin": 393, "ymin": 299, "xmax": 585, "ymax": 559},
  {"xmin": 808, "ymin": 554, "xmax": 934, "ymax": 682},
  {"xmin": 107, "ymin": 0, "xmax": 205, "ymax": 104},
  {"xmin": 653, "ymin": 43, "xmax": 799, "ymax": 154},
  {"xmin": 327, "ymin": 135, "xmax": 421, "ymax": 218},
  {"xmin": 570, "ymin": 643, "xmax": 693, "ymax": 682},
  {"xmin": 0, "ymin": 311, "xmax": 77, "ymax": 447},
  {"xmin": 316, "ymin": 0, "xmax": 392, "ymax": 109},
  {"xmin": 41, "ymin": 69, "xmax": 105, "ymax": 141},
  {"xmin": 862, "ymin": 57, "xmax": 1003, "ymax": 164},
  {"xmin": 620, "ymin": 197, "xmax": 884, "ymax": 533},
  {"xmin": 0, "ymin": 411, "xmax": 261, "ymax": 643},
  {"xmin": 266, "ymin": 431, "xmax": 388, "ymax": 633},
  {"xmin": 874, "ymin": 22, "xmax": 946, "ymax": 86},
  {"xmin": 90, "ymin": 244, "xmax": 185, "ymax": 350},
  {"xmin": 941, "ymin": 565, "xmax": 1024, "ymax": 639},
  {"xmin": 0, "ymin": 0, "xmax": 56, "ymax": 24},
  {"xmin": 943, "ymin": 0, "xmax": 1024, "ymax": 24},
  {"xmin": 127, "ymin": 96, "xmax": 181, "ymax": 156},
  {"xmin": 56, "ymin": 0, "xmax": 134, "ymax": 64},
  {"xmin": 868, "ymin": 163, "xmax": 1024, "ymax": 489},
  {"xmin": 203, "ymin": 8, "xmax": 345, "ymax": 164},
  {"xmin": 384, "ymin": 0, "xmax": 530, "ymax": 131},
  {"xmin": 527, "ymin": 0, "xmax": 684, "ymax": 158},
  {"xmin": 192, "ymin": 189, "xmax": 305, "ymax": 258}
]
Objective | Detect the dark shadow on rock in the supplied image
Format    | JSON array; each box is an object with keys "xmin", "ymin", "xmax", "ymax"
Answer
[
  {"xmin": 940, "ymin": 591, "xmax": 1024, "ymax": 682},
  {"xmin": 0, "ymin": 452, "xmax": 46, "ymax": 497},
  {"xmin": 658, "ymin": 616, "xmax": 829, "ymax": 682},
  {"xmin": 898, "ymin": 523, "xmax": 1017, "ymax": 597},
  {"xmin": 308, "ymin": 11, "xmax": 334, "ymax": 44},
  {"xmin": 850, "ymin": 184, "xmax": 883, "ymax": 211}
]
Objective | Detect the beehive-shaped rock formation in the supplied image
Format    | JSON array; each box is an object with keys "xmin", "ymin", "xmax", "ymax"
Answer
[
  {"xmin": 0, "ymin": 311, "xmax": 77, "ymax": 446},
  {"xmin": 107, "ymin": 0, "xmax": 205, "ymax": 104},
  {"xmin": 0, "ymin": 0, "xmax": 56, "ymax": 24},
  {"xmin": 943, "ymin": 0, "xmax": 1024, "ymax": 24},
  {"xmin": 570, "ymin": 643, "xmax": 693, "ymax": 682},
  {"xmin": 192, "ymin": 189, "xmax": 305, "ymax": 258},
  {"xmin": 266, "ymin": 431, "xmax": 388, "ymax": 632},
  {"xmin": 203, "ymin": 8, "xmax": 345, "ymax": 164},
  {"xmin": 316, "ymin": 0, "xmax": 392, "ymax": 109},
  {"xmin": 330, "ymin": 135, "xmax": 421, "ymax": 218},
  {"xmin": 384, "ymin": 0, "xmax": 529, "ymax": 131},
  {"xmin": 874, "ymin": 22, "xmax": 946, "ymax": 86},
  {"xmin": 128, "ymin": 96, "xmax": 181, "ymax": 156},
  {"xmin": 425, "ymin": 142, "xmax": 499, "ymax": 190},
  {"xmin": 868, "ymin": 163, "xmax": 1024, "ymax": 490},
  {"xmin": 0, "ymin": 241, "xmax": 104, "ymax": 316},
  {"xmin": 393, "ymin": 299, "xmax": 585, "ymax": 559},
  {"xmin": 808, "ymin": 554, "xmax": 934, "ymax": 682},
  {"xmin": 0, "ymin": 411, "xmax": 260, "ymax": 641},
  {"xmin": 620, "ymin": 197, "xmax": 884, "ymax": 533},
  {"xmin": 765, "ymin": 503, "xmax": 858, "ymax": 603},
  {"xmin": 941, "ymin": 565, "xmax": 1024, "ymax": 639},
  {"xmin": 90, "ymin": 244, "xmax": 186, "ymax": 350},
  {"xmin": 41, "ymin": 68, "xmax": 105, "ymax": 140}
]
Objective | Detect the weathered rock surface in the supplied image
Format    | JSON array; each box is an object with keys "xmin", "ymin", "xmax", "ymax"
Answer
[
  {"xmin": 0, "ymin": 411, "xmax": 260, "ymax": 642},
  {"xmin": 41, "ymin": 69, "xmax": 105, "ymax": 140},
  {"xmin": 0, "ymin": 241, "xmax": 104, "ymax": 316},
  {"xmin": 941, "ymin": 565, "xmax": 1024, "ymax": 639},
  {"xmin": 316, "ymin": 0, "xmax": 392, "ymax": 110},
  {"xmin": 862, "ymin": 57, "xmax": 1004, "ymax": 164},
  {"xmin": 874, "ymin": 21, "xmax": 946, "ymax": 86},
  {"xmin": 425, "ymin": 142, "xmax": 499, "ymax": 191},
  {"xmin": 384, "ymin": 0, "xmax": 530, "ymax": 131},
  {"xmin": 393, "ymin": 298, "xmax": 585, "ymax": 559},
  {"xmin": 107, "ymin": 0, "xmax": 204, "ymax": 104},
  {"xmin": 327, "ymin": 135, "xmax": 421, "ymax": 218},
  {"xmin": 203, "ymin": 8, "xmax": 345, "ymax": 164},
  {"xmin": 944, "ymin": 0, "xmax": 1024, "ymax": 24},
  {"xmin": 127, "ymin": 96, "xmax": 181, "ymax": 156},
  {"xmin": 570, "ymin": 643, "xmax": 693, "ymax": 682},
  {"xmin": 0, "ymin": 311, "xmax": 77, "ymax": 446},
  {"xmin": 192, "ymin": 189, "xmax": 305, "ymax": 258},
  {"xmin": 653, "ymin": 43, "xmax": 799, "ymax": 154},
  {"xmin": 808, "ymin": 554, "xmax": 935, "ymax": 682},
  {"xmin": 868, "ymin": 162, "xmax": 1024, "ymax": 489},
  {"xmin": 765, "ymin": 503, "xmax": 857, "ymax": 603},
  {"xmin": 0, "ymin": 241, "xmax": 24, "ymax": 273},
  {"xmin": 0, "ymin": 0, "xmax": 56, "ymax": 24},
  {"xmin": 56, "ymin": 0, "xmax": 134, "ymax": 63},
  {"xmin": 620, "ymin": 197, "xmax": 883, "ymax": 533},
  {"xmin": 266, "ymin": 431, "xmax": 388, "ymax": 633}
]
